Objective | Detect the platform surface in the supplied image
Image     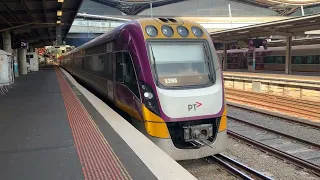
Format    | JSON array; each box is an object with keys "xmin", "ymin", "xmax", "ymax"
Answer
[
  {"xmin": 0, "ymin": 65, "xmax": 158, "ymax": 180},
  {"xmin": 223, "ymin": 70, "xmax": 320, "ymax": 84}
]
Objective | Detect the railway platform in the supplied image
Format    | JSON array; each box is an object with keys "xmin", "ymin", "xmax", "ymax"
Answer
[
  {"xmin": 0, "ymin": 65, "xmax": 195, "ymax": 180},
  {"xmin": 223, "ymin": 71, "xmax": 320, "ymax": 102}
]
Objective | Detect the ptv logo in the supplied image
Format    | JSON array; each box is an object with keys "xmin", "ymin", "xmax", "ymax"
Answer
[{"xmin": 188, "ymin": 102, "xmax": 202, "ymax": 111}]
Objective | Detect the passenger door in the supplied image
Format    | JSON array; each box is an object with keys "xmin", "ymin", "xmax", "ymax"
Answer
[
  {"xmin": 115, "ymin": 52, "xmax": 134, "ymax": 116},
  {"xmin": 122, "ymin": 52, "xmax": 142, "ymax": 121}
]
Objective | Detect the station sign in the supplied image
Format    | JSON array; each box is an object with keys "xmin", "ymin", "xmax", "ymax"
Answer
[{"xmin": 11, "ymin": 40, "xmax": 28, "ymax": 49}]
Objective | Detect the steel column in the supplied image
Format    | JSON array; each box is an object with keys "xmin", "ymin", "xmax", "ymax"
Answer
[
  {"xmin": 223, "ymin": 42, "xmax": 228, "ymax": 71},
  {"xmin": 285, "ymin": 36, "xmax": 292, "ymax": 74},
  {"xmin": 56, "ymin": 25, "xmax": 62, "ymax": 46}
]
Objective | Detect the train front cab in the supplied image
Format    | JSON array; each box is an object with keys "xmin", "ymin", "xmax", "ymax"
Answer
[{"xmin": 134, "ymin": 19, "xmax": 227, "ymax": 160}]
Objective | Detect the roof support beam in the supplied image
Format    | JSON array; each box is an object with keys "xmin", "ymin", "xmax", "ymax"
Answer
[
  {"xmin": 19, "ymin": 0, "xmax": 43, "ymax": 37},
  {"xmin": 0, "ymin": 23, "xmax": 56, "ymax": 33},
  {"xmin": 0, "ymin": 15, "xmax": 14, "ymax": 26},
  {"xmin": 270, "ymin": 30, "xmax": 295, "ymax": 37},
  {"xmin": 6, "ymin": 9, "xmax": 76, "ymax": 15},
  {"xmin": 0, "ymin": 1, "xmax": 32, "ymax": 38},
  {"xmin": 28, "ymin": 36, "xmax": 57, "ymax": 43},
  {"xmin": 41, "ymin": 0, "xmax": 51, "ymax": 39}
]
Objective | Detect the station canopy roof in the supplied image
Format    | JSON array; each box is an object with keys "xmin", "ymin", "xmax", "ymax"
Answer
[
  {"xmin": 90, "ymin": 0, "xmax": 186, "ymax": 15},
  {"xmin": 230, "ymin": 0, "xmax": 320, "ymax": 16},
  {"xmin": 210, "ymin": 12, "xmax": 320, "ymax": 42},
  {"xmin": 0, "ymin": 0, "xmax": 84, "ymax": 48}
]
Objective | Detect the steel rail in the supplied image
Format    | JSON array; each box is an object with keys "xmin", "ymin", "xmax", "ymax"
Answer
[
  {"xmin": 226, "ymin": 96, "xmax": 319, "ymax": 119},
  {"xmin": 228, "ymin": 116, "xmax": 320, "ymax": 149},
  {"xmin": 225, "ymin": 88, "xmax": 320, "ymax": 107},
  {"xmin": 228, "ymin": 130, "xmax": 320, "ymax": 176},
  {"xmin": 227, "ymin": 103, "xmax": 320, "ymax": 129},
  {"xmin": 226, "ymin": 90, "xmax": 320, "ymax": 113},
  {"xmin": 212, "ymin": 154, "xmax": 273, "ymax": 180}
]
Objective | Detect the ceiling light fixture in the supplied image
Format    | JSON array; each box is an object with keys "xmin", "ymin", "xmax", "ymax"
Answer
[{"xmin": 57, "ymin": 10, "xmax": 62, "ymax": 16}]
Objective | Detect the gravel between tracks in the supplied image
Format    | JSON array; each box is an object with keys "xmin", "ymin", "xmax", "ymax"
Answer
[
  {"xmin": 228, "ymin": 106, "xmax": 320, "ymax": 146},
  {"xmin": 179, "ymin": 137, "xmax": 319, "ymax": 180},
  {"xmin": 225, "ymin": 137, "xmax": 319, "ymax": 180},
  {"xmin": 178, "ymin": 158, "xmax": 237, "ymax": 180}
]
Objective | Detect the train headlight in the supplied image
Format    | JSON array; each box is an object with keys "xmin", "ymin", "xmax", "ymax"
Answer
[
  {"xmin": 140, "ymin": 81, "xmax": 160, "ymax": 115},
  {"xmin": 161, "ymin": 25, "xmax": 174, "ymax": 37},
  {"xmin": 146, "ymin": 25, "xmax": 158, "ymax": 37},
  {"xmin": 144, "ymin": 92, "xmax": 154, "ymax": 100},
  {"xmin": 177, "ymin": 26, "xmax": 189, "ymax": 37},
  {"xmin": 191, "ymin": 26, "xmax": 203, "ymax": 37}
]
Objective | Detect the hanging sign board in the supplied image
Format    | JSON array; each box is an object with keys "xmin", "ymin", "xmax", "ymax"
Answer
[{"xmin": 11, "ymin": 40, "xmax": 28, "ymax": 49}]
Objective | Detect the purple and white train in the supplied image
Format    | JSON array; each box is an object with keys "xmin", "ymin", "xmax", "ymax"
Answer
[{"xmin": 61, "ymin": 18, "xmax": 227, "ymax": 160}]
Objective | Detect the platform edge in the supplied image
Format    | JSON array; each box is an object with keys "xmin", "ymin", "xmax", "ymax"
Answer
[{"xmin": 59, "ymin": 67, "xmax": 197, "ymax": 180}]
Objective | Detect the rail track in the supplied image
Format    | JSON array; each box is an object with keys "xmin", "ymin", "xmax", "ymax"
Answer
[
  {"xmin": 225, "ymin": 88, "xmax": 320, "ymax": 120},
  {"xmin": 228, "ymin": 116, "xmax": 320, "ymax": 176},
  {"xmin": 226, "ymin": 88, "xmax": 320, "ymax": 107},
  {"xmin": 227, "ymin": 102, "xmax": 320, "ymax": 129},
  {"xmin": 208, "ymin": 154, "xmax": 273, "ymax": 180}
]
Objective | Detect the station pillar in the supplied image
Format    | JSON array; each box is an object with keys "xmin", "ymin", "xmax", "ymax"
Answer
[
  {"xmin": 29, "ymin": 45, "xmax": 34, "ymax": 52},
  {"xmin": 285, "ymin": 36, "xmax": 292, "ymax": 74},
  {"xmin": 2, "ymin": 31, "xmax": 12, "ymax": 53},
  {"xmin": 18, "ymin": 48, "xmax": 27, "ymax": 75},
  {"xmin": 56, "ymin": 25, "xmax": 62, "ymax": 46},
  {"xmin": 2, "ymin": 31, "xmax": 19, "ymax": 77},
  {"xmin": 223, "ymin": 42, "xmax": 228, "ymax": 71}
]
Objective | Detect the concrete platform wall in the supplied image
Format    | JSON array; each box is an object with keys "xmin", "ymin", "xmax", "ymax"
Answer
[{"xmin": 224, "ymin": 76, "xmax": 320, "ymax": 102}]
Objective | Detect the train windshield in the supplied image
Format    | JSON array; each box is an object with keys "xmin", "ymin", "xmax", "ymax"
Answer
[{"xmin": 148, "ymin": 41, "xmax": 214, "ymax": 88}]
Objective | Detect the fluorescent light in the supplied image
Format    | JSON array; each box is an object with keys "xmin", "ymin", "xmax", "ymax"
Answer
[
  {"xmin": 57, "ymin": 10, "xmax": 62, "ymax": 16},
  {"xmin": 56, "ymin": 20, "xmax": 61, "ymax": 24}
]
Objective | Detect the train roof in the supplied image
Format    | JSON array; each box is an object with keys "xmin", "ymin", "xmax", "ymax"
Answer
[{"xmin": 64, "ymin": 18, "xmax": 203, "ymax": 57}]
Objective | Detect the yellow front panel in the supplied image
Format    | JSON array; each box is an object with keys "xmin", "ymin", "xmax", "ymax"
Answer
[
  {"xmin": 142, "ymin": 105, "xmax": 170, "ymax": 138},
  {"xmin": 142, "ymin": 105, "xmax": 164, "ymax": 123},
  {"xmin": 145, "ymin": 121, "xmax": 170, "ymax": 139},
  {"xmin": 218, "ymin": 107, "xmax": 228, "ymax": 132}
]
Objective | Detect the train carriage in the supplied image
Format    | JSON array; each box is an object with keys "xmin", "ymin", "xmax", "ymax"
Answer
[
  {"xmin": 61, "ymin": 18, "xmax": 227, "ymax": 160},
  {"xmin": 217, "ymin": 44, "xmax": 320, "ymax": 72}
]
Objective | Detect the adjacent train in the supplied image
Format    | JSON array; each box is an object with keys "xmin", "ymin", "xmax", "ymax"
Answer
[
  {"xmin": 217, "ymin": 44, "xmax": 320, "ymax": 72},
  {"xmin": 60, "ymin": 18, "xmax": 227, "ymax": 160}
]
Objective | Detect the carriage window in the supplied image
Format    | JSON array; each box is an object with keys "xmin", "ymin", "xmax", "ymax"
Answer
[
  {"xmin": 307, "ymin": 55, "xmax": 318, "ymax": 64},
  {"xmin": 116, "ymin": 52, "xmax": 123, "ymax": 82},
  {"xmin": 275, "ymin": 56, "xmax": 284, "ymax": 64},
  {"xmin": 115, "ymin": 52, "xmax": 140, "ymax": 98},
  {"xmin": 123, "ymin": 52, "xmax": 140, "ymax": 98},
  {"xmin": 292, "ymin": 56, "xmax": 302, "ymax": 64},
  {"xmin": 263, "ymin": 56, "xmax": 274, "ymax": 63}
]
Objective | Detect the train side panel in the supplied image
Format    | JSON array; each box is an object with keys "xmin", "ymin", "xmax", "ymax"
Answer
[{"xmin": 217, "ymin": 44, "xmax": 320, "ymax": 72}]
